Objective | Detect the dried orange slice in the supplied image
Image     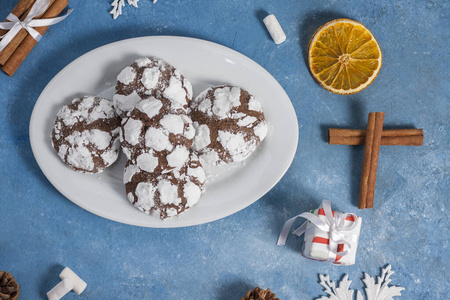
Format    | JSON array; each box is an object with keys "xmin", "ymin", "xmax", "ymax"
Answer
[{"xmin": 308, "ymin": 19, "xmax": 382, "ymax": 95}]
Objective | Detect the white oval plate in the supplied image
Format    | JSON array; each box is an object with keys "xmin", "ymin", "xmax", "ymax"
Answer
[{"xmin": 30, "ymin": 36, "xmax": 298, "ymax": 228}]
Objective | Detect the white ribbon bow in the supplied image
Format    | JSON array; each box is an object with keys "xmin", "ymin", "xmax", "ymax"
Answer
[
  {"xmin": 0, "ymin": 0, "xmax": 73, "ymax": 53},
  {"xmin": 277, "ymin": 200, "xmax": 359, "ymax": 263}
]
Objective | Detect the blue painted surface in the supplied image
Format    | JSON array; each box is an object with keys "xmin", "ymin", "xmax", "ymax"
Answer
[{"xmin": 0, "ymin": 0, "xmax": 448, "ymax": 299}]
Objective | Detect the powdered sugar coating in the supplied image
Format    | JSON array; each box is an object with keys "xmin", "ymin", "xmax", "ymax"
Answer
[
  {"xmin": 190, "ymin": 85, "xmax": 268, "ymax": 167},
  {"xmin": 113, "ymin": 92, "xmax": 142, "ymax": 115},
  {"xmin": 51, "ymin": 96, "xmax": 121, "ymax": 173},
  {"xmin": 141, "ymin": 67, "xmax": 160, "ymax": 89},
  {"xmin": 120, "ymin": 97, "xmax": 195, "ymax": 173},
  {"xmin": 136, "ymin": 151, "xmax": 159, "ymax": 173},
  {"xmin": 166, "ymin": 146, "xmax": 190, "ymax": 168},
  {"xmin": 192, "ymin": 123, "xmax": 211, "ymax": 150},
  {"xmin": 217, "ymin": 130, "xmax": 255, "ymax": 162},
  {"xmin": 124, "ymin": 153, "xmax": 206, "ymax": 219},
  {"xmin": 117, "ymin": 66, "xmax": 136, "ymax": 85},
  {"xmin": 113, "ymin": 57, "xmax": 192, "ymax": 118}
]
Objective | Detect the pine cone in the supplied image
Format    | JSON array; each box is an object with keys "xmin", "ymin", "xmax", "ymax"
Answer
[
  {"xmin": 0, "ymin": 271, "xmax": 19, "ymax": 300},
  {"xmin": 241, "ymin": 287, "xmax": 279, "ymax": 300}
]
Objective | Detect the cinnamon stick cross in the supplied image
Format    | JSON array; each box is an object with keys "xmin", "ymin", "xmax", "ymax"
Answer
[{"xmin": 328, "ymin": 112, "xmax": 424, "ymax": 209}]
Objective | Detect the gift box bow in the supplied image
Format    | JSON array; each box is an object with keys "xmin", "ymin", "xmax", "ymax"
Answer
[{"xmin": 277, "ymin": 200, "xmax": 360, "ymax": 263}]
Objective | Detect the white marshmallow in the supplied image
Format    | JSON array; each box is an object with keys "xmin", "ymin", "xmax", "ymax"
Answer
[
  {"xmin": 59, "ymin": 267, "xmax": 87, "ymax": 295},
  {"xmin": 47, "ymin": 279, "xmax": 73, "ymax": 300},
  {"xmin": 263, "ymin": 14, "xmax": 286, "ymax": 44},
  {"xmin": 47, "ymin": 267, "xmax": 87, "ymax": 300}
]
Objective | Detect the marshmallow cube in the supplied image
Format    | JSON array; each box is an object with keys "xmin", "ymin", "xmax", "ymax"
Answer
[
  {"xmin": 47, "ymin": 279, "xmax": 73, "ymax": 300},
  {"xmin": 59, "ymin": 267, "xmax": 87, "ymax": 295},
  {"xmin": 263, "ymin": 14, "xmax": 286, "ymax": 44}
]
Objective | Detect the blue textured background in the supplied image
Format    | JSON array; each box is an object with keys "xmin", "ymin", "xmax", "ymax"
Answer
[{"xmin": 0, "ymin": 0, "xmax": 448, "ymax": 299}]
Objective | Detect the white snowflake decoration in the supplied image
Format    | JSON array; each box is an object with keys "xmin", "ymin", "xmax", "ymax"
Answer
[
  {"xmin": 316, "ymin": 265, "xmax": 405, "ymax": 300},
  {"xmin": 110, "ymin": 0, "xmax": 158, "ymax": 20}
]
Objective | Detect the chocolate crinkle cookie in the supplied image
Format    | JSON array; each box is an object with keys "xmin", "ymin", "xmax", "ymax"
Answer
[
  {"xmin": 113, "ymin": 57, "xmax": 193, "ymax": 118},
  {"xmin": 189, "ymin": 85, "xmax": 268, "ymax": 167},
  {"xmin": 51, "ymin": 96, "xmax": 121, "ymax": 174},
  {"xmin": 124, "ymin": 153, "xmax": 206, "ymax": 219},
  {"xmin": 120, "ymin": 97, "xmax": 195, "ymax": 173}
]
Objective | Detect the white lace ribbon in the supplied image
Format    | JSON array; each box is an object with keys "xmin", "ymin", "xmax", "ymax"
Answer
[
  {"xmin": 277, "ymin": 200, "xmax": 359, "ymax": 263},
  {"xmin": 0, "ymin": 0, "xmax": 73, "ymax": 53}
]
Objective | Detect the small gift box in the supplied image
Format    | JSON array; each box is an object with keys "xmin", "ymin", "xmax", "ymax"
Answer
[{"xmin": 277, "ymin": 200, "xmax": 362, "ymax": 266}]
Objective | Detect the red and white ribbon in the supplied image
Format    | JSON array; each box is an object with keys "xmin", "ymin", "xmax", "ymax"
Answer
[
  {"xmin": 277, "ymin": 200, "xmax": 360, "ymax": 263},
  {"xmin": 0, "ymin": 0, "xmax": 73, "ymax": 53}
]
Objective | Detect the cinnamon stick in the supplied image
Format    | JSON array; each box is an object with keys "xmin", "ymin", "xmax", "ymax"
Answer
[
  {"xmin": 2, "ymin": 0, "xmax": 68, "ymax": 76},
  {"xmin": 358, "ymin": 112, "xmax": 384, "ymax": 209},
  {"xmin": 0, "ymin": 0, "xmax": 36, "ymax": 37},
  {"xmin": 0, "ymin": 0, "xmax": 56, "ymax": 65},
  {"xmin": 365, "ymin": 113, "xmax": 384, "ymax": 208},
  {"xmin": 329, "ymin": 128, "xmax": 423, "ymax": 146}
]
